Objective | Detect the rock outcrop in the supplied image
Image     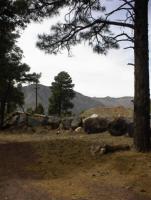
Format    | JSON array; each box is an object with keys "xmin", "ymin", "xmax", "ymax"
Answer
[
  {"xmin": 108, "ymin": 117, "xmax": 128, "ymax": 136},
  {"xmin": 83, "ymin": 114, "xmax": 109, "ymax": 134}
]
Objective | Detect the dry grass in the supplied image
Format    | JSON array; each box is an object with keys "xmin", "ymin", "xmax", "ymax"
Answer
[
  {"xmin": 0, "ymin": 130, "xmax": 151, "ymax": 200},
  {"xmin": 0, "ymin": 129, "xmax": 132, "ymax": 145},
  {"xmin": 81, "ymin": 106, "xmax": 133, "ymax": 119}
]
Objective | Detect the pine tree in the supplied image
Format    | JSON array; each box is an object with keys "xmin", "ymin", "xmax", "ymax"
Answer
[
  {"xmin": 0, "ymin": 47, "xmax": 39, "ymax": 127},
  {"xmin": 0, "ymin": 0, "xmax": 40, "ymax": 127},
  {"xmin": 48, "ymin": 71, "xmax": 75, "ymax": 117},
  {"xmin": 36, "ymin": 0, "xmax": 150, "ymax": 152}
]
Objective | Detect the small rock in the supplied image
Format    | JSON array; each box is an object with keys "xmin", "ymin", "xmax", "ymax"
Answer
[
  {"xmin": 56, "ymin": 130, "xmax": 61, "ymax": 134},
  {"xmin": 140, "ymin": 189, "xmax": 146, "ymax": 193},
  {"xmin": 75, "ymin": 127, "xmax": 83, "ymax": 133},
  {"xmin": 125, "ymin": 186, "xmax": 133, "ymax": 190},
  {"xmin": 92, "ymin": 174, "xmax": 96, "ymax": 177},
  {"xmin": 90, "ymin": 144, "xmax": 107, "ymax": 156},
  {"xmin": 99, "ymin": 147, "xmax": 107, "ymax": 155}
]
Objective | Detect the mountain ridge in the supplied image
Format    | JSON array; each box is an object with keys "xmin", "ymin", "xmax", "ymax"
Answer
[{"xmin": 22, "ymin": 84, "xmax": 133, "ymax": 114}]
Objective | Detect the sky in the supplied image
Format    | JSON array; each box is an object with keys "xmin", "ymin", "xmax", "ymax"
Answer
[{"xmin": 18, "ymin": 1, "xmax": 151, "ymax": 98}]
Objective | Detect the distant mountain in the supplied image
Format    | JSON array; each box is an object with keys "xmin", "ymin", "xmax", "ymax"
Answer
[
  {"xmin": 94, "ymin": 96, "xmax": 133, "ymax": 108},
  {"xmin": 22, "ymin": 84, "xmax": 104, "ymax": 114},
  {"xmin": 22, "ymin": 84, "xmax": 51, "ymax": 113},
  {"xmin": 22, "ymin": 84, "xmax": 133, "ymax": 114}
]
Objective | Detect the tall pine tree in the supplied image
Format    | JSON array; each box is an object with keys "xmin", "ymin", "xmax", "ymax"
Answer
[
  {"xmin": 36, "ymin": 0, "xmax": 150, "ymax": 152},
  {"xmin": 48, "ymin": 71, "xmax": 75, "ymax": 117},
  {"xmin": 0, "ymin": 0, "xmax": 41, "ymax": 127}
]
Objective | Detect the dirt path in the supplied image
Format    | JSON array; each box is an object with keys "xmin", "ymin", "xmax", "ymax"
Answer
[
  {"xmin": 0, "ymin": 179, "xmax": 52, "ymax": 200},
  {"xmin": 0, "ymin": 182, "xmax": 150, "ymax": 200},
  {"xmin": 0, "ymin": 134, "xmax": 151, "ymax": 200},
  {"xmin": 0, "ymin": 178, "xmax": 151, "ymax": 200}
]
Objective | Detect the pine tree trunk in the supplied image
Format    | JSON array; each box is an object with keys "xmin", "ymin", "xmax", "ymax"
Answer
[
  {"xmin": 0, "ymin": 81, "xmax": 11, "ymax": 129},
  {"xmin": 133, "ymin": 0, "xmax": 150, "ymax": 152},
  {"xmin": 0, "ymin": 101, "xmax": 6, "ymax": 128}
]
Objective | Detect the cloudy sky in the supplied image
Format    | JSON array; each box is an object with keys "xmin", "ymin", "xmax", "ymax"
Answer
[{"xmin": 18, "ymin": 1, "xmax": 151, "ymax": 98}]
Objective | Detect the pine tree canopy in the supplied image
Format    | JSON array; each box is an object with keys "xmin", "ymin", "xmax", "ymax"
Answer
[
  {"xmin": 0, "ymin": 0, "xmax": 44, "ymax": 127},
  {"xmin": 36, "ymin": 0, "xmax": 134, "ymax": 55},
  {"xmin": 36, "ymin": 0, "xmax": 151, "ymax": 152},
  {"xmin": 48, "ymin": 71, "xmax": 75, "ymax": 117}
]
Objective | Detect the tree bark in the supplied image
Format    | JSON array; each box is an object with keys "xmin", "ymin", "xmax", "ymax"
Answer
[
  {"xmin": 0, "ymin": 81, "xmax": 11, "ymax": 128},
  {"xmin": 133, "ymin": 0, "xmax": 150, "ymax": 152},
  {"xmin": 35, "ymin": 81, "xmax": 38, "ymax": 111},
  {"xmin": 0, "ymin": 100, "xmax": 6, "ymax": 128}
]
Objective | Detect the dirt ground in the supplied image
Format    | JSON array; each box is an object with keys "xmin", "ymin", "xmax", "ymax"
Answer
[{"xmin": 0, "ymin": 130, "xmax": 151, "ymax": 200}]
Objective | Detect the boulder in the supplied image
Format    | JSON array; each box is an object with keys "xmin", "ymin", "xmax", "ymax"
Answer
[
  {"xmin": 90, "ymin": 114, "xmax": 99, "ymax": 118},
  {"xmin": 28, "ymin": 114, "xmax": 61, "ymax": 128},
  {"xmin": 5, "ymin": 112, "xmax": 61, "ymax": 129},
  {"xmin": 41, "ymin": 116, "xmax": 49, "ymax": 126},
  {"xmin": 109, "ymin": 117, "xmax": 128, "ymax": 136},
  {"xmin": 18, "ymin": 113, "xmax": 28, "ymax": 125},
  {"xmin": 6, "ymin": 112, "xmax": 28, "ymax": 127},
  {"xmin": 71, "ymin": 117, "xmax": 82, "ymax": 130},
  {"xmin": 90, "ymin": 144, "xmax": 107, "ymax": 156},
  {"xmin": 8, "ymin": 114, "xmax": 20, "ymax": 126},
  {"xmin": 83, "ymin": 116, "xmax": 109, "ymax": 134},
  {"xmin": 75, "ymin": 127, "xmax": 83, "ymax": 133},
  {"xmin": 27, "ymin": 116, "xmax": 43, "ymax": 127},
  {"xmin": 17, "ymin": 113, "xmax": 49, "ymax": 127}
]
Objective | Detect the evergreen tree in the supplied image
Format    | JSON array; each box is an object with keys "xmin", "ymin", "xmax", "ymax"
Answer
[
  {"xmin": 6, "ymin": 84, "xmax": 24, "ymax": 114},
  {"xmin": 37, "ymin": 0, "xmax": 150, "ymax": 152},
  {"xmin": 0, "ymin": 0, "xmax": 44, "ymax": 127},
  {"xmin": 48, "ymin": 71, "xmax": 75, "ymax": 116},
  {"xmin": 0, "ymin": 45, "xmax": 39, "ymax": 127},
  {"xmin": 33, "ymin": 73, "xmax": 41, "ymax": 112}
]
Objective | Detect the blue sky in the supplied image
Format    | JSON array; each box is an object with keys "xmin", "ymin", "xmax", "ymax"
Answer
[{"xmin": 18, "ymin": 1, "xmax": 151, "ymax": 97}]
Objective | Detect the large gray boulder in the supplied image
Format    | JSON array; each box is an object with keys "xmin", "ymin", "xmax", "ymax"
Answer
[
  {"xmin": 6, "ymin": 112, "xmax": 28, "ymax": 127},
  {"xmin": 83, "ymin": 115, "xmax": 109, "ymax": 134},
  {"xmin": 5, "ymin": 112, "xmax": 61, "ymax": 129},
  {"xmin": 109, "ymin": 117, "xmax": 128, "ymax": 136},
  {"xmin": 27, "ymin": 115, "xmax": 44, "ymax": 127},
  {"xmin": 24, "ymin": 114, "xmax": 51, "ymax": 127}
]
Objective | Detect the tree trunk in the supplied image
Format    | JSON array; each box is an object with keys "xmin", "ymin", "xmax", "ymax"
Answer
[
  {"xmin": 0, "ymin": 101, "xmax": 6, "ymax": 128},
  {"xmin": 35, "ymin": 81, "xmax": 38, "ymax": 111},
  {"xmin": 133, "ymin": 0, "xmax": 150, "ymax": 152},
  {"xmin": 0, "ymin": 81, "xmax": 11, "ymax": 129}
]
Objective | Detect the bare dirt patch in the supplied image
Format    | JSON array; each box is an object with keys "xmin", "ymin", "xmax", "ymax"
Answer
[{"xmin": 0, "ymin": 131, "xmax": 151, "ymax": 200}]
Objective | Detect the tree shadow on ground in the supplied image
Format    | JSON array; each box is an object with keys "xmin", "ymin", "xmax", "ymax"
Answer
[{"xmin": 0, "ymin": 139, "xmax": 98, "ymax": 180}]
